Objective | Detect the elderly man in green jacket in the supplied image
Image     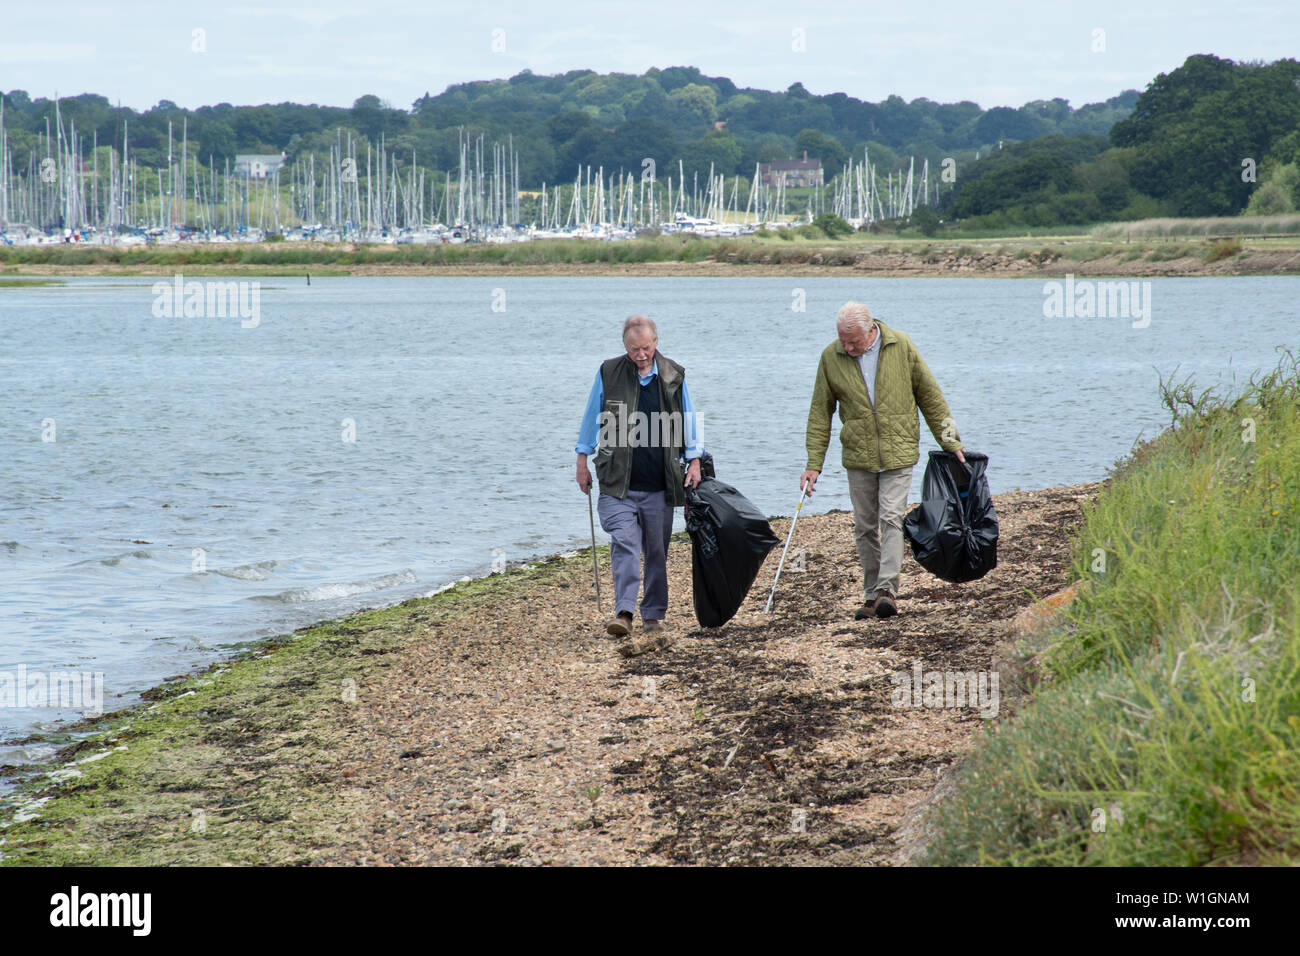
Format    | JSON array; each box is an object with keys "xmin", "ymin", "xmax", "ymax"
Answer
[{"xmin": 799, "ymin": 302, "xmax": 965, "ymax": 619}]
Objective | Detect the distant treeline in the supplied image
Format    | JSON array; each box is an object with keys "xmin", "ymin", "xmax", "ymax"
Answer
[
  {"xmin": 6, "ymin": 55, "xmax": 1297, "ymax": 230},
  {"xmin": 1, "ymin": 65, "xmax": 1133, "ymax": 194},
  {"xmin": 941, "ymin": 55, "xmax": 1300, "ymax": 228}
]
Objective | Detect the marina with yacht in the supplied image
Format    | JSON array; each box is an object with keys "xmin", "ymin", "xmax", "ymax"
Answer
[{"xmin": 0, "ymin": 97, "xmax": 940, "ymax": 248}]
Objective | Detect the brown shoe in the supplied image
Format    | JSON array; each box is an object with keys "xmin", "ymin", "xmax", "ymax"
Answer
[
  {"xmin": 618, "ymin": 635, "xmax": 662, "ymax": 657},
  {"xmin": 854, "ymin": 599, "xmax": 877, "ymax": 620},
  {"xmin": 642, "ymin": 619, "xmax": 664, "ymax": 633},
  {"xmin": 606, "ymin": 612, "xmax": 633, "ymax": 637},
  {"xmin": 873, "ymin": 594, "xmax": 898, "ymax": 618}
]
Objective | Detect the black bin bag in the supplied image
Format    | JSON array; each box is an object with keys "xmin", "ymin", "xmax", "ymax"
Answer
[
  {"xmin": 685, "ymin": 478, "xmax": 780, "ymax": 628},
  {"xmin": 903, "ymin": 450, "xmax": 998, "ymax": 583}
]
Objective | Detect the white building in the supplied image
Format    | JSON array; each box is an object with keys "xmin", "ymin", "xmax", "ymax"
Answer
[{"xmin": 234, "ymin": 153, "xmax": 287, "ymax": 179}]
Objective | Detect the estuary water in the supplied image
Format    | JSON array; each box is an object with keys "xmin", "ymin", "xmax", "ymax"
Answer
[{"xmin": 1, "ymin": 274, "xmax": 1295, "ymax": 751}]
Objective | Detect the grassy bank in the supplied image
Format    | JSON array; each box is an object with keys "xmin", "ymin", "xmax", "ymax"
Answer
[
  {"xmin": 922, "ymin": 353, "xmax": 1300, "ymax": 866},
  {"xmin": 3, "ymin": 232, "xmax": 1297, "ymax": 276},
  {"xmin": 1092, "ymin": 213, "xmax": 1300, "ymax": 240}
]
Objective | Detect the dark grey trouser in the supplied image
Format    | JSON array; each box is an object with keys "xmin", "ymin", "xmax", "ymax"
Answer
[{"xmin": 596, "ymin": 489, "xmax": 673, "ymax": 620}]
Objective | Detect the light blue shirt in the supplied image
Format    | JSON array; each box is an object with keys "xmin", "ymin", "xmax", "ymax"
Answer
[
  {"xmin": 575, "ymin": 358, "xmax": 704, "ymax": 459},
  {"xmin": 856, "ymin": 323, "xmax": 881, "ymax": 406}
]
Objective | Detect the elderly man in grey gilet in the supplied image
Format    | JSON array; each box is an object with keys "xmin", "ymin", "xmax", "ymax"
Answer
[{"xmin": 576, "ymin": 316, "xmax": 704, "ymax": 656}]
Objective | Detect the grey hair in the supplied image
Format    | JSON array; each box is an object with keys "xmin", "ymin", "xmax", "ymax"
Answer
[
  {"xmin": 622, "ymin": 314, "xmax": 658, "ymax": 342},
  {"xmin": 836, "ymin": 301, "xmax": 875, "ymax": 333}
]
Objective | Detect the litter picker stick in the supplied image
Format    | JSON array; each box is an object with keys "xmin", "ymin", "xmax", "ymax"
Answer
[
  {"xmin": 587, "ymin": 486, "xmax": 602, "ymax": 613},
  {"xmin": 765, "ymin": 481, "xmax": 809, "ymax": 615}
]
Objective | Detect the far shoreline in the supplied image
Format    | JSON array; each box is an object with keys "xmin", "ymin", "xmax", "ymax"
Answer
[{"xmin": 4, "ymin": 235, "xmax": 1300, "ymax": 279}]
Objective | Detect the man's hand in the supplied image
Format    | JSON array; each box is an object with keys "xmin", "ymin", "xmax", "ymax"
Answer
[
  {"xmin": 576, "ymin": 455, "xmax": 592, "ymax": 494},
  {"xmin": 684, "ymin": 457, "xmax": 703, "ymax": 490},
  {"xmin": 799, "ymin": 469, "xmax": 820, "ymax": 494},
  {"xmin": 955, "ymin": 448, "xmax": 967, "ymax": 464}
]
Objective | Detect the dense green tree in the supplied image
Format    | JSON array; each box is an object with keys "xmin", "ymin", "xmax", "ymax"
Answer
[
  {"xmin": 1111, "ymin": 54, "xmax": 1238, "ymax": 147},
  {"xmin": 667, "ymin": 83, "xmax": 718, "ymax": 134},
  {"xmin": 1073, "ymin": 147, "xmax": 1137, "ymax": 215},
  {"xmin": 556, "ymin": 125, "xmax": 614, "ymax": 179},
  {"xmin": 2, "ymin": 89, "xmax": 33, "ymax": 118},
  {"xmin": 546, "ymin": 109, "xmax": 599, "ymax": 146},
  {"xmin": 812, "ymin": 212, "xmax": 854, "ymax": 237},
  {"xmin": 649, "ymin": 66, "xmax": 710, "ymax": 93},
  {"xmin": 795, "ymin": 129, "xmax": 848, "ymax": 172},
  {"xmin": 1060, "ymin": 91, "xmax": 1140, "ymax": 137},
  {"xmin": 973, "ymin": 106, "xmax": 1052, "ymax": 144},
  {"xmin": 910, "ymin": 204, "xmax": 941, "ymax": 235},
  {"xmin": 1245, "ymin": 163, "xmax": 1300, "ymax": 214},
  {"xmin": 606, "ymin": 118, "xmax": 677, "ymax": 179},
  {"xmin": 1122, "ymin": 57, "xmax": 1300, "ymax": 214},
  {"xmin": 624, "ymin": 81, "xmax": 668, "ymax": 120},
  {"xmin": 946, "ymin": 135, "xmax": 1104, "ymax": 219},
  {"xmin": 200, "ymin": 120, "xmax": 237, "ymax": 165},
  {"xmin": 231, "ymin": 106, "xmax": 281, "ymax": 151},
  {"xmin": 350, "ymin": 95, "xmax": 388, "ymax": 141},
  {"xmin": 677, "ymin": 130, "xmax": 742, "ymax": 180}
]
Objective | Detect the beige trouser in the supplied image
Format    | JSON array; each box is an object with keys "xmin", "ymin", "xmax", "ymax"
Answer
[{"xmin": 846, "ymin": 466, "xmax": 913, "ymax": 601}]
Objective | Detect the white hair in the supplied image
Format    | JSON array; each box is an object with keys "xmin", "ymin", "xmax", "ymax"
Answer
[
  {"xmin": 622, "ymin": 314, "xmax": 658, "ymax": 342},
  {"xmin": 836, "ymin": 301, "xmax": 875, "ymax": 333}
]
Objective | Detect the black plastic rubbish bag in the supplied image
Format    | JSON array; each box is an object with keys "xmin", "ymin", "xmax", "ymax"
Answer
[
  {"xmin": 685, "ymin": 477, "xmax": 780, "ymax": 628},
  {"xmin": 903, "ymin": 450, "xmax": 998, "ymax": 583}
]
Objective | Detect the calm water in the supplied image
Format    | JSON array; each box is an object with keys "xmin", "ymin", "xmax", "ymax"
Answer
[{"xmin": 1, "ymin": 274, "xmax": 1296, "ymax": 752}]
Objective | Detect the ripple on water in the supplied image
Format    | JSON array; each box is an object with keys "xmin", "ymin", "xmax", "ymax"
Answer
[
  {"xmin": 210, "ymin": 560, "xmax": 278, "ymax": 581},
  {"xmin": 248, "ymin": 569, "xmax": 418, "ymax": 604}
]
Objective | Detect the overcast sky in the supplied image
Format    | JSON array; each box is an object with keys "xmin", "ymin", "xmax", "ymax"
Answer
[{"xmin": 3, "ymin": 0, "xmax": 1298, "ymax": 112}]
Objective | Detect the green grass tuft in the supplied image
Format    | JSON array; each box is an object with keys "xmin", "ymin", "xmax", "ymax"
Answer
[{"xmin": 922, "ymin": 351, "xmax": 1300, "ymax": 866}]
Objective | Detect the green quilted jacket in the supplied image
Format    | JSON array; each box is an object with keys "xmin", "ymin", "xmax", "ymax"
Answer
[{"xmin": 805, "ymin": 321, "xmax": 963, "ymax": 473}]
